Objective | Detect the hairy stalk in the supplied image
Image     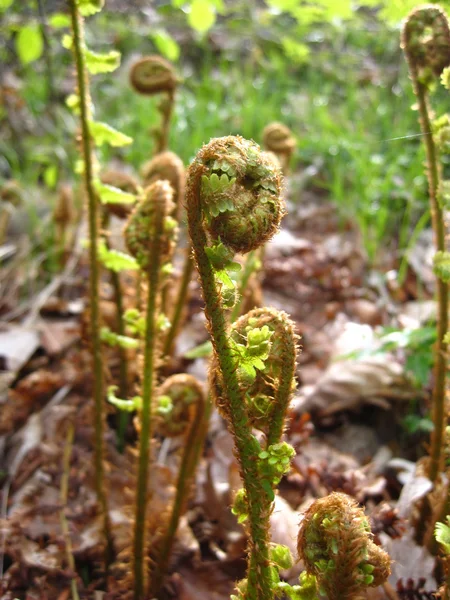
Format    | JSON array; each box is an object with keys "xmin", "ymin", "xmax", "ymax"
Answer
[
  {"xmin": 187, "ymin": 136, "xmax": 290, "ymax": 600},
  {"xmin": 142, "ymin": 151, "xmax": 186, "ymax": 320},
  {"xmin": 230, "ymin": 250, "xmax": 261, "ymax": 322},
  {"xmin": 150, "ymin": 375, "xmax": 206, "ymax": 596},
  {"xmin": 60, "ymin": 423, "xmax": 80, "ymax": 600},
  {"xmin": 297, "ymin": 492, "xmax": 391, "ymax": 600},
  {"xmin": 68, "ymin": 0, "xmax": 113, "ymax": 565},
  {"xmin": 124, "ymin": 181, "xmax": 177, "ymax": 600},
  {"xmin": 162, "ymin": 249, "xmax": 194, "ymax": 359},
  {"xmin": 402, "ymin": 5, "xmax": 450, "ymax": 485},
  {"xmin": 100, "ymin": 170, "xmax": 140, "ymax": 452}
]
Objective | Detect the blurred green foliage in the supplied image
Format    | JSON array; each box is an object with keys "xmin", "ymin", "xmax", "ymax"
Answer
[{"xmin": 1, "ymin": 0, "xmax": 450, "ymax": 261}]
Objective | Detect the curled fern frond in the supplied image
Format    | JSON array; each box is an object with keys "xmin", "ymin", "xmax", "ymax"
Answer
[
  {"xmin": 402, "ymin": 5, "xmax": 450, "ymax": 86},
  {"xmin": 155, "ymin": 373, "xmax": 204, "ymax": 437},
  {"xmin": 297, "ymin": 492, "xmax": 391, "ymax": 600},
  {"xmin": 187, "ymin": 135, "xmax": 284, "ymax": 254},
  {"xmin": 129, "ymin": 55, "xmax": 177, "ymax": 95},
  {"xmin": 141, "ymin": 151, "xmax": 185, "ymax": 219},
  {"xmin": 211, "ymin": 307, "xmax": 298, "ymax": 441},
  {"xmin": 124, "ymin": 180, "xmax": 177, "ymax": 271}
]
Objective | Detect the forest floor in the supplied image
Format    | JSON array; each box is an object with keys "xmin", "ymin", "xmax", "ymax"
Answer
[{"xmin": 0, "ymin": 170, "xmax": 441, "ymax": 599}]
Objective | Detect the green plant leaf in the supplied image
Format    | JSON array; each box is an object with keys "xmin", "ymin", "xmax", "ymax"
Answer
[
  {"xmin": 188, "ymin": 0, "xmax": 216, "ymax": 33},
  {"xmin": 16, "ymin": 24, "xmax": 43, "ymax": 65},
  {"xmin": 89, "ymin": 121, "xmax": 133, "ymax": 147},
  {"xmin": 44, "ymin": 164, "xmax": 58, "ymax": 189},
  {"xmin": 98, "ymin": 240, "xmax": 139, "ymax": 272},
  {"xmin": 433, "ymin": 251, "xmax": 450, "ymax": 283},
  {"xmin": 85, "ymin": 48, "xmax": 121, "ymax": 74},
  {"xmin": 435, "ymin": 517, "xmax": 450, "ymax": 554},
  {"xmin": 151, "ymin": 30, "xmax": 180, "ymax": 62},
  {"xmin": 230, "ymin": 325, "xmax": 273, "ymax": 382},
  {"xmin": 94, "ymin": 180, "xmax": 136, "ymax": 205},
  {"xmin": 77, "ymin": 0, "xmax": 104, "ymax": 16},
  {"xmin": 0, "ymin": 0, "xmax": 13, "ymax": 12},
  {"xmin": 184, "ymin": 340, "xmax": 213, "ymax": 359},
  {"xmin": 100, "ymin": 327, "xmax": 139, "ymax": 349},
  {"xmin": 49, "ymin": 13, "xmax": 71, "ymax": 28},
  {"xmin": 107, "ymin": 385, "xmax": 142, "ymax": 412}
]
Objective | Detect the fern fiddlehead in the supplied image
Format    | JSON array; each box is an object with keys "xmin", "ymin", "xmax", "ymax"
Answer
[
  {"xmin": 150, "ymin": 374, "xmax": 207, "ymax": 596},
  {"xmin": 401, "ymin": 4, "xmax": 450, "ymax": 486},
  {"xmin": 297, "ymin": 492, "xmax": 391, "ymax": 600},
  {"xmin": 130, "ymin": 55, "xmax": 177, "ymax": 153},
  {"xmin": 124, "ymin": 180, "xmax": 178, "ymax": 599},
  {"xmin": 186, "ymin": 136, "xmax": 296, "ymax": 600}
]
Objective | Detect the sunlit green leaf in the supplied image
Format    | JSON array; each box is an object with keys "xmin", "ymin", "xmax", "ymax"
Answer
[
  {"xmin": 94, "ymin": 180, "xmax": 136, "ymax": 205},
  {"xmin": 89, "ymin": 121, "xmax": 133, "ymax": 147},
  {"xmin": 433, "ymin": 251, "xmax": 450, "ymax": 283},
  {"xmin": 184, "ymin": 340, "xmax": 213, "ymax": 359},
  {"xmin": 77, "ymin": 0, "xmax": 104, "ymax": 17},
  {"xmin": 97, "ymin": 240, "xmax": 139, "ymax": 272},
  {"xmin": 435, "ymin": 517, "xmax": 450, "ymax": 554},
  {"xmin": 44, "ymin": 164, "xmax": 58, "ymax": 189},
  {"xmin": 85, "ymin": 48, "xmax": 121, "ymax": 74},
  {"xmin": 49, "ymin": 13, "xmax": 71, "ymax": 28},
  {"xmin": 107, "ymin": 385, "xmax": 142, "ymax": 412},
  {"xmin": 188, "ymin": 0, "xmax": 216, "ymax": 33},
  {"xmin": 61, "ymin": 34, "xmax": 73, "ymax": 49},
  {"xmin": 151, "ymin": 30, "xmax": 180, "ymax": 62},
  {"xmin": 0, "ymin": 0, "xmax": 13, "ymax": 12},
  {"xmin": 100, "ymin": 327, "xmax": 139, "ymax": 349},
  {"xmin": 16, "ymin": 24, "xmax": 43, "ymax": 65}
]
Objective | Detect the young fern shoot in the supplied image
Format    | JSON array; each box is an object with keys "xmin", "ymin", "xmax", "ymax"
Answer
[
  {"xmin": 124, "ymin": 180, "xmax": 178, "ymax": 600},
  {"xmin": 130, "ymin": 56, "xmax": 177, "ymax": 153},
  {"xmin": 186, "ymin": 136, "xmax": 298, "ymax": 600},
  {"xmin": 401, "ymin": 5, "xmax": 450, "ymax": 485},
  {"xmin": 297, "ymin": 493, "xmax": 391, "ymax": 600},
  {"xmin": 68, "ymin": 0, "xmax": 130, "ymax": 564},
  {"xmin": 150, "ymin": 374, "xmax": 207, "ymax": 597}
]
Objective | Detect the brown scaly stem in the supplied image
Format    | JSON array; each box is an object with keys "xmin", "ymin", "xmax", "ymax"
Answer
[
  {"xmin": 150, "ymin": 375, "xmax": 206, "ymax": 597},
  {"xmin": 187, "ymin": 136, "xmax": 286, "ymax": 600},
  {"xmin": 124, "ymin": 181, "xmax": 177, "ymax": 599},
  {"xmin": 401, "ymin": 5, "xmax": 450, "ymax": 486},
  {"xmin": 68, "ymin": 0, "xmax": 113, "ymax": 566}
]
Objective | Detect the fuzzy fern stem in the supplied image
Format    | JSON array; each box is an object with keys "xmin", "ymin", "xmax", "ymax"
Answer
[
  {"xmin": 187, "ymin": 136, "xmax": 290, "ymax": 600},
  {"xmin": 150, "ymin": 375, "xmax": 207, "ymax": 597},
  {"xmin": 401, "ymin": 4, "xmax": 450, "ymax": 485},
  {"xmin": 124, "ymin": 180, "xmax": 177, "ymax": 599},
  {"xmin": 68, "ymin": 0, "xmax": 113, "ymax": 565}
]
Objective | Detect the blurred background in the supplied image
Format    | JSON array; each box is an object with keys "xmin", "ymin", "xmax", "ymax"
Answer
[{"xmin": 2, "ymin": 0, "xmax": 450, "ymax": 263}]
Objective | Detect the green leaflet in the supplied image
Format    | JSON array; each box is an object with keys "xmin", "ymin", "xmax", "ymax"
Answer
[
  {"xmin": 205, "ymin": 241, "xmax": 241, "ymax": 290},
  {"xmin": 230, "ymin": 325, "xmax": 273, "ymax": 382},
  {"xmin": 98, "ymin": 240, "xmax": 139, "ymax": 272},
  {"xmin": 85, "ymin": 48, "xmax": 121, "ymax": 74},
  {"xmin": 184, "ymin": 340, "xmax": 213, "ymax": 359},
  {"xmin": 435, "ymin": 517, "xmax": 450, "ymax": 554},
  {"xmin": 89, "ymin": 120, "xmax": 133, "ymax": 147},
  {"xmin": 433, "ymin": 250, "xmax": 450, "ymax": 282},
  {"xmin": 201, "ymin": 173, "xmax": 236, "ymax": 218},
  {"xmin": 77, "ymin": 0, "xmax": 104, "ymax": 17},
  {"xmin": 107, "ymin": 385, "xmax": 142, "ymax": 412},
  {"xmin": 94, "ymin": 180, "xmax": 136, "ymax": 205},
  {"xmin": 100, "ymin": 326, "xmax": 139, "ymax": 349}
]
